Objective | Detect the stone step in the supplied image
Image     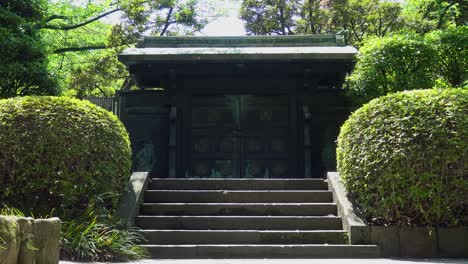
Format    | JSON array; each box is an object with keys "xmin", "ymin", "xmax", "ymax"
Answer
[
  {"xmin": 149, "ymin": 178, "xmax": 328, "ymax": 190},
  {"xmin": 141, "ymin": 230, "xmax": 348, "ymax": 244},
  {"xmin": 140, "ymin": 203, "xmax": 337, "ymax": 216},
  {"xmin": 135, "ymin": 215, "xmax": 343, "ymax": 230},
  {"xmin": 142, "ymin": 244, "xmax": 381, "ymax": 258},
  {"xmin": 143, "ymin": 190, "xmax": 333, "ymax": 203}
]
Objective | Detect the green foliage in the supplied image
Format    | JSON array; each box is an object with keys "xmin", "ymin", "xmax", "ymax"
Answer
[
  {"xmin": 41, "ymin": 0, "xmax": 220, "ymax": 97},
  {"xmin": 0, "ymin": 96, "xmax": 131, "ymax": 217},
  {"xmin": 402, "ymin": 0, "xmax": 465, "ymax": 32},
  {"xmin": 346, "ymin": 34, "xmax": 437, "ymax": 105},
  {"xmin": 60, "ymin": 207, "xmax": 148, "ymax": 262},
  {"xmin": 240, "ymin": 0, "xmax": 403, "ymax": 46},
  {"xmin": 0, "ymin": 0, "xmax": 59, "ymax": 98},
  {"xmin": 337, "ymin": 89, "xmax": 468, "ymax": 226},
  {"xmin": 425, "ymin": 26, "xmax": 468, "ymax": 88},
  {"xmin": 333, "ymin": 0, "xmax": 403, "ymax": 46},
  {"xmin": 240, "ymin": 0, "xmax": 300, "ymax": 35},
  {"xmin": 0, "ymin": 207, "xmax": 26, "ymax": 217},
  {"xmin": 1, "ymin": 0, "xmax": 221, "ymax": 98}
]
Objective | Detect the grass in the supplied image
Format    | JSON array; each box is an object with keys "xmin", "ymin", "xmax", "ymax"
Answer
[{"xmin": 60, "ymin": 208, "xmax": 149, "ymax": 262}]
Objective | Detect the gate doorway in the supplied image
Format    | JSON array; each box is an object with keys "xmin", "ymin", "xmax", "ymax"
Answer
[
  {"xmin": 118, "ymin": 35, "xmax": 357, "ymax": 178},
  {"xmin": 190, "ymin": 95, "xmax": 290, "ymax": 178}
]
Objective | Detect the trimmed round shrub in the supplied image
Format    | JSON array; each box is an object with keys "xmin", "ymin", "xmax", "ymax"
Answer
[
  {"xmin": 337, "ymin": 89, "xmax": 468, "ymax": 226},
  {"xmin": 0, "ymin": 96, "xmax": 131, "ymax": 216}
]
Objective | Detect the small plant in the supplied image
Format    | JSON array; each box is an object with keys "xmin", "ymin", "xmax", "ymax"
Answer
[
  {"xmin": 60, "ymin": 206, "xmax": 148, "ymax": 262},
  {"xmin": 0, "ymin": 207, "xmax": 25, "ymax": 217}
]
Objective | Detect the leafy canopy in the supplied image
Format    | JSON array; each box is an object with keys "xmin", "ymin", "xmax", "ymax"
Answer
[
  {"xmin": 346, "ymin": 27, "xmax": 467, "ymax": 105},
  {"xmin": 425, "ymin": 26, "xmax": 468, "ymax": 88},
  {"xmin": 346, "ymin": 34, "xmax": 437, "ymax": 105},
  {"xmin": 240, "ymin": 0, "xmax": 404, "ymax": 46},
  {"xmin": 0, "ymin": 0, "xmax": 59, "ymax": 98},
  {"xmin": 43, "ymin": 0, "xmax": 222, "ymax": 98},
  {"xmin": 0, "ymin": 0, "xmax": 223, "ymax": 99}
]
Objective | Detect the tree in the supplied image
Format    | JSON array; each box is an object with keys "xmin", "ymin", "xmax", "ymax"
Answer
[
  {"xmin": 240, "ymin": 0, "xmax": 404, "ymax": 46},
  {"xmin": 296, "ymin": 0, "xmax": 336, "ymax": 34},
  {"xmin": 41, "ymin": 0, "xmax": 219, "ymax": 98},
  {"xmin": 333, "ymin": 0, "xmax": 403, "ymax": 46},
  {"xmin": 1, "ymin": 0, "xmax": 219, "ymax": 98},
  {"xmin": 401, "ymin": 0, "xmax": 466, "ymax": 33},
  {"xmin": 240, "ymin": 0, "xmax": 300, "ymax": 35},
  {"xmin": 346, "ymin": 34, "xmax": 437, "ymax": 105},
  {"xmin": 0, "ymin": 0, "xmax": 59, "ymax": 98},
  {"xmin": 425, "ymin": 26, "xmax": 468, "ymax": 88}
]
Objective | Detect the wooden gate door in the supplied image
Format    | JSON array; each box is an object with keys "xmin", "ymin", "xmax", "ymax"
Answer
[{"xmin": 190, "ymin": 95, "xmax": 290, "ymax": 178}]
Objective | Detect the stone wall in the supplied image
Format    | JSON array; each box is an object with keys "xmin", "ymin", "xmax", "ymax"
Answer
[{"xmin": 0, "ymin": 216, "xmax": 60, "ymax": 264}]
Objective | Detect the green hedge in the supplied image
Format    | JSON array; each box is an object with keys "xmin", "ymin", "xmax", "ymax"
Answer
[
  {"xmin": 0, "ymin": 96, "xmax": 131, "ymax": 217},
  {"xmin": 337, "ymin": 89, "xmax": 468, "ymax": 226}
]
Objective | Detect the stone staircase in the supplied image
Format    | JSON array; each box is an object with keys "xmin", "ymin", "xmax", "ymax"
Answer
[{"xmin": 135, "ymin": 178, "xmax": 380, "ymax": 258}]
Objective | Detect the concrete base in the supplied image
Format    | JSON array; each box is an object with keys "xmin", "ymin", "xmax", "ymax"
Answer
[
  {"xmin": 117, "ymin": 172, "xmax": 150, "ymax": 225},
  {"xmin": 327, "ymin": 172, "xmax": 468, "ymax": 258}
]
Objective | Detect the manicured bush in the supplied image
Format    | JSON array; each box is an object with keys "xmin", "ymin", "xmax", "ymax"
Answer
[
  {"xmin": 347, "ymin": 34, "xmax": 437, "ymax": 105},
  {"xmin": 337, "ymin": 89, "xmax": 468, "ymax": 226},
  {"xmin": 0, "ymin": 96, "xmax": 131, "ymax": 217}
]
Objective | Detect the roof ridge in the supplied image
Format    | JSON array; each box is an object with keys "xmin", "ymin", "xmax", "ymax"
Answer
[{"xmin": 137, "ymin": 34, "xmax": 344, "ymax": 48}]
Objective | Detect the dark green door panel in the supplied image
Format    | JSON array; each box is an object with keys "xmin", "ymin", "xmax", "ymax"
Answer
[{"xmin": 190, "ymin": 95, "xmax": 291, "ymax": 178}]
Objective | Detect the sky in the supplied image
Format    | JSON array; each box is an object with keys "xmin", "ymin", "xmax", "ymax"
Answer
[
  {"xmin": 196, "ymin": 0, "xmax": 405, "ymax": 36},
  {"xmin": 101, "ymin": 0, "xmax": 246, "ymax": 36},
  {"xmin": 102, "ymin": 0, "xmax": 405, "ymax": 37},
  {"xmin": 196, "ymin": 0, "xmax": 246, "ymax": 36}
]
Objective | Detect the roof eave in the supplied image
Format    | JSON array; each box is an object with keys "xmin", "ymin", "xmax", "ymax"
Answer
[{"xmin": 118, "ymin": 46, "xmax": 358, "ymax": 65}]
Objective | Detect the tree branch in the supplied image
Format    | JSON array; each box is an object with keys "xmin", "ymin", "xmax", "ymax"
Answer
[
  {"xmin": 437, "ymin": 1, "xmax": 455, "ymax": 29},
  {"xmin": 44, "ymin": 14, "xmax": 68, "ymax": 23},
  {"xmin": 160, "ymin": 7, "xmax": 174, "ymax": 36},
  {"xmin": 308, "ymin": 0, "xmax": 316, "ymax": 34},
  {"xmin": 278, "ymin": 2, "xmax": 287, "ymax": 35},
  {"xmin": 44, "ymin": 8, "xmax": 122, "ymax": 31},
  {"xmin": 54, "ymin": 45, "xmax": 107, "ymax": 54}
]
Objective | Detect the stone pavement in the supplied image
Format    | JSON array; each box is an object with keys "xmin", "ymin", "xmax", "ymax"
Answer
[{"xmin": 61, "ymin": 258, "xmax": 468, "ymax": 264}]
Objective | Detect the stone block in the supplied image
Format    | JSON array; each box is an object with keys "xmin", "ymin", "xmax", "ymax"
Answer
[
  {"xmin": 438, "ymin": 227, "xmax": 468, "ymax": 258},
  {"xmin": 370, "ymin": 225, "xmax": 399, "ymax": 257},
  {"xmin": 399, "ymin": 226, "xmax": 437, "ymax": 258},
  {"xmin": 0, "ymin": 216, "xmax": 20, "ymax": 264},
  {"xmin": 16, "ymin": 217, "xmax": 35, "ymax": 264},
  {"xmin": 33, "ymin": 218, "xmax": 60, "ymax": 264}
]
